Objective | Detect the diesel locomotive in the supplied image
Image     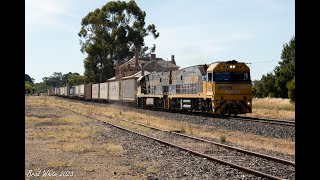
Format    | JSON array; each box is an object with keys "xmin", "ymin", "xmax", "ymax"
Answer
[
  {"xmin": 137, "ymin": 60, "xmax": 252, "ymax": 115},
  {"xmin": 49, "ymin": 60, "xmax": 252, "ymax": 116}
]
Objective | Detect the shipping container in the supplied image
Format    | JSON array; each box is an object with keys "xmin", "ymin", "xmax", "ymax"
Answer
[
  {"xmin": 92, "ymin": 83, "xmax": 100, "ymax": 99},
  {"xmin": 99, "ymin": 82, "xmax": 108, "ymax": 100},
  {"xmin": 79, "ymin": 84, "xmax": 85, "ymax": 97},
  {"xmin": 108, "ymin": 81, "xmax": 120, "ymax": 101},
  {"xmin": 84, "ymin": 84, "xmax": 92, "ymax": 99},
  {"xmin": 64, "ymin": 86, "xmax": 68, "ymax": 96},
  {"xmin": 69, "ymin": 86, "xmax": 76, "ymax": 97},
  {"xmin": 75, "ymin": 85, "xmax": 79, "ymax": 96},
  {"xmin": 60, "ymin": 87, "xmax": 63, "ymax": 96},
  {"xmin": 50, "ymin": 89, "xmax": 55, "ymax": 96},
  {"xmin": 120, "ymin": 78, "xmax": 137, "ymax": 101}
]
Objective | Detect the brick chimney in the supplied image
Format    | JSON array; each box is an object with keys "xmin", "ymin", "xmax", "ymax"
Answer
[
  {"xmin": 150, "ymin": 53, "xmax": 156, "ymax": 61},
  {"xmin": 141, "ymin": 63, "xmax": 145, "ymax": 76},
  {"xmin": 135, "ymin": 50, "xmax": 139, "ymax": 66},
  {"xmin": 171, "ymin": 55, "xmax": 176, "ymax": 65},
  {"xmin": 115, "ymin": 61, "xmax": 120, "ymax": 78}
]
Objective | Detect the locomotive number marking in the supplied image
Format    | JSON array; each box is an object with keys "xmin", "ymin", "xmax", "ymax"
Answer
[{"xmin": 226, "ymin": 90, "xmax": 240, "ymax": 94}]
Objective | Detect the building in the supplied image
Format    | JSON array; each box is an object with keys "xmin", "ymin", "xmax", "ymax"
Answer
[{"xmin": 114, "ymin": 53, "xmax": 179, "ymax": 79}]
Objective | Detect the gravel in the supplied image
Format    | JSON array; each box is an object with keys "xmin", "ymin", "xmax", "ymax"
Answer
[
  {"xmin": 54, "ymin": 97, "xmax": 295, "ymax": 141},
  {"xmin": 112, "ymin": 104, "xmax": 295, "ymax": 141},
  {"xmin": 152, "ymin": 131, "xmax": 295, "ymax": 179},
  {"xmin": 92, "ymin": 110, "xmax": 295, "ymax": 180},
  {"xmin": 96, "ymin": 122, "xmax": 263, "ymax": 179}
]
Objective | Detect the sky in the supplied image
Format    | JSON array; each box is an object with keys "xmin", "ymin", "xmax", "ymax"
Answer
[{"xmin": 26, "ymin": 0, "xmax": 295, "ymax": 83}]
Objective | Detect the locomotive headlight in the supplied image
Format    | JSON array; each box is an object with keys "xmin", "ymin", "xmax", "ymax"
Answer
[{"xmin": 247, "ymin": 102, "xmax": 251, "ymax": 105}]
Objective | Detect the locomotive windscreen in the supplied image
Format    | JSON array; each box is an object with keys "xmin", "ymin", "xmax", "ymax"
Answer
[{"xmin": 211, "ymin": 72, "xmax": 250, "ymax": 82}]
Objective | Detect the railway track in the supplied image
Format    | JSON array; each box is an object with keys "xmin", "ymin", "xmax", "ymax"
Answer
[
  {"xmin": 229, "ymin": 116, "xmax": 295, "ymax": 127},
  {"xmin": 148, "ymin": 108, "xmax": 295, "ymax": 127},
  {"xmin": 54, "ymin": 96, "xmax": 295, "ymax": 127},
  {"xmin": 56, "ymin": 105, "xmax": 295, "ymax": 180}
]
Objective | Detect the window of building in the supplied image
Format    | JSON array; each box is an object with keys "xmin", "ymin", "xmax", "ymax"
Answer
[{"xmin": 208, "ymin": 73, "xmax": 213, "ymax": 81}]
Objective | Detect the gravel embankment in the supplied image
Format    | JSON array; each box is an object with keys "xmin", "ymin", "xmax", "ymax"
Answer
[
  {"xmin": 111, "ymin": 103, "xmax": 295, "ymax": 141},
  {"xmin": 26, "ymin": 104, "xmax": 262, "ymax": 179},
  {"xmin": 54, "ymin": 97, "xmax": 295, "ymax": 141},
  {"xmin": 96, "ymin": 122, "xmax": 262, "ymax": 179}
]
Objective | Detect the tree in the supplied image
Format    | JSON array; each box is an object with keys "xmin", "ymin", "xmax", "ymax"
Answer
[
  {"xmin": 252, "ymin": 80, "xmax": 264, "ymax": 98},
  {"xmin": 286, "ymin": 77, "xmax": 295, "ymax": 102},
  {"xmin": 67, "ymin": 74, "xmax": 88, "ymax": 86},
  {"xmin": 252, "ymin": 73, "xmax": 277, "ymax": 98},
  {"xmin": 33, "ymin": 82, "xmax": 51, "ymax": 93},
  {"xmin": 62, "ymin": 72, "xmax": 73, "ymax": 86},
  {"xmin": 261, "ymin": 73, "xmax": 277, "ymax": 97},
  {"xmin": 43, "ymin": 72, "xmax": 63, "ymax": 87},
  {"xmin": 274, "ymin": 36, "xmax": 295, "ymax": 98},
  {"xmin": 79, "ymin": 0, "xmax": 159, "ymax": 83},
  {"xmin": 25, "ymin": 74, "xmax": 33, "ymax": 84},
  {"xmin": 25, "ymin": 81, "xmax": 34, "ymax": 94}
]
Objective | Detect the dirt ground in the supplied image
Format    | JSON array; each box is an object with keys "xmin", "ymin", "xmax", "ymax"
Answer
[
  {"xmin": 26, "ymin": 105, "xmax": 256, "ymax": 180},
  {"xmin": 25, "ymin": 96, "xmax": 294, "ymax": 179},
  {"xmin": 25, "ymin": 104, "xmax": 148, "ymax": 180}
]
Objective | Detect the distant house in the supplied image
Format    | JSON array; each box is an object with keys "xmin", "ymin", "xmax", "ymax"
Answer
[{"xmin": 114, "ymin": 53, "xmax": 179, "ymax": 79}]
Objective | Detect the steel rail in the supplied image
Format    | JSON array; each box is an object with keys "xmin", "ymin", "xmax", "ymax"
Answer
[
  {"xmin": 56, "ymin": 105, "xmax": 287, "ymax": 180},
  {"xmin": 54, "ymin": 96, "xmax": 295, "ymax": 127},
  {"xmin": 105, "ymin": 115, "xmax": 295, "ymax": 166}
]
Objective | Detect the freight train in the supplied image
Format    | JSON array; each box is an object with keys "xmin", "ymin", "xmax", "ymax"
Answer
[{"xmin": 48, "ymin": 60, "xmax": 252, "ymax": 116}]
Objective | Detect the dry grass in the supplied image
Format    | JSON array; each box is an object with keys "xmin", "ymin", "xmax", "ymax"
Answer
[
  {"xmin": 133, "ymin": 161, "xmax": 148, "ymax": 170},
  {"xmin": 82, "ymin": 165, "xmax": 95, "ymax": 172},
  {"xmin": 245, "ymin": 98, "xmax": 295, "ymax": 120},
  {"xmin": 47, "ymin": 161, "xmax": 69, "ymax": 168},
  {"xmin": 26, "ymin": 114, "xmax": 96, "ymax": 143},
  {"xmin": 26, "ymin": 97, "xmax": 149, "ymax": 179},
  {"xmin": 219, "ymin": 134, "xmax": 226, "ymax": 143},
  {"xmin": 253, "ymin": 98, "xmax": 295, "ymax": 111},
  {"xmin": 61, "ymin": 143, "xmax": 91, "ymax": 153},
  {"xmin": 57, "ymin": 131, "xmax": 92, "ymax": 142},
  {"xmin": 132, "ymin": 161, "xmax": 160, "ymax": 175},
  {"xmin": 106, "ymin": 110, "xmax": 295, "ymax": 155},
  {"xmin": 27, "ymin": 96, "xmax": 294, "ymax": 156},
  {"xmin": 100, "ymin": 143, "xmax": 124, "ymax": 155},
  {"xmin": 146, "ymin": 165, "xmax": 160, "ymax": 174}
]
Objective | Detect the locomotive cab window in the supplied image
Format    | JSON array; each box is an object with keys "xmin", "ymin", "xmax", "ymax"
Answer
[
  {"xmin": 230, "ymin": 72, "xmax": 250, "ymax": 81},
  {"xmin": 213, "ymin": 72, "xmax": 250, "ymax": 82},
  {"xmin": 214, "ymin": 72, "xmax": 230, "ymax": 81}
]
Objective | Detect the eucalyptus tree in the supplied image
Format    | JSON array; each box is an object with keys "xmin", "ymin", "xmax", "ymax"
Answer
[{"xmin": 79, "ymin": 0, "xmax": 159, "ymax": 82}]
